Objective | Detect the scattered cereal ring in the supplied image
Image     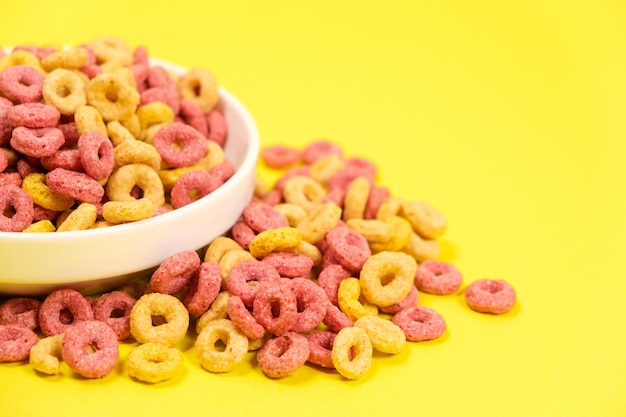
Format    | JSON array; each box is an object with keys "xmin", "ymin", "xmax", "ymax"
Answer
[
  {"xmin": 337, "ymin": 277, "xmax": 378, "ymax": 322},
  {"xmin": 0, "ymin": 49, "xmax": 45, "ymax": 75},
  {"xmin": 77, "ymin": 130, "xmax": 114, "ymax": 180},
  {"xmin": 342, "ymin": 176, "xmax": 371, "ymax": 221},
  {"xmin": 195, "ymin": 318, "xmax": 248, "ymax": 373},
  {"xmin": 392, "ymin": 306, "xmax": 446, "ymax": 342},
  {"xmin": 261, "ymin": 252, "xmax": 314, "ymax": 278},
  {"xmin": 177, "ymin": 67, "xmax": 219, "ymax": 113},
  {"xmin": 306, "ymin": 330, "xmax": 336, "ymax": 369},
  {"xmin": 88, "ymin": 36, "xmax": 133, "ymax": 66},
  {"xmin": 253, "ymin": 279, "xmax": 298, "ymax": 336},
  {"xmin": 0, "ymin": 184, "xmax": 34, "ymax": 232},
  {"xmin": 195, "ymin": 291, "xmax": 231, "ymax": 334},
  {"xmin": 325, "ymin": 225, "xmax": 371, "ymax": 272},
  {"xmin": 10, "ymin": 126, "xmax": 65, "ymax": 158},
  {"xmin": 178, "ymin": 99, "xmax": 209, "ymax": 136},
  {"xmin": 0, "ymin": 324, "xmax": 39, "ymax": 362},
  {"xmin": 61, "ymin": 320, "xmax": 119, "ymax": 378},
  {"xmin": 256, "ymin": 331, "xmax": 310, "ymax": 378},
  {"xmin": 226, "ymin": 259, "xmax": 281, "ymax": 308},
  {"xmin": 150, "ymin": 250, "xmax": 201, "ymax": 295},
  {"xmin": 368, "ymin": 215, "xmax": 412, "ymax": 253},
  {"xmin": 126, "ymin": 342, "xmax": 184, "ymax": 383},
  {"xmin": 359, "ymin": 251, "xmax": 417, "ymax": 307},
  {"xmin": 40, "ymin": 46, "xmax": 89, "ymax": 72},
  {"xmin": 101, "ymin": 198, "xmax": 155, "ymax": 223},
  {"xmin": 152, "ymin": 122, "xmax": 208, "ymax": 168},
  {"xmin": 364, "ymin": 186, "xmax": 391, "ymax": 220},
  {"xmin": 7, "ymin": 102, "xmax": 61, "ymax": 128},
  {"xmin": 170, "ymin": 169, "xmax": 221, "ymax": 209},
  {"xmin": 354, "ymin": 315, "xmax": 406, "ymax": 354},
  {"xmin": 231, "ymin": 218, "xmax": 256, "ymax": 250},
  {"xmin": 129, "ymin": 293, "xmax": 189, "ymax": 347},
  {"xmin": 204, "ymin": 236, "xmax": 243, "ymax": 263},
  {"xmin": 29, "ymin": 334, "xmax": 64, "ymax": 375},
  {"xmin": 0, "ymin": 65, "xmax": 44, "ymax": 103},
  {"xmin": 42, "ymin": 68, "xmax": 87, "ymax": 115},
  {"xmin": 248, "ymin": 226, "xmax": 301, "ymax": 259},
  {"xmin": 56, "ymin": 202, "xmax": 97, "ymax": 231},
  {"xmin": 46, "ymin": 167, "xmax": 105, "ymax": 204},
  {"xmin": 282, "ymin": 175, "xmax": 326, "ymax": 213},
  {"xmin": 106, "ymin": 162, "xmax": 164, "ymax": 207},
  {"xmin": 38, "ymin": 288, "xmax": 94, "ymax": 337},
  {"xmin": 414, "ymin": 260, "xmax": 463, "ymax": 295},
  {"xmin": 113, "ymin": 137, "xmax": 161, "ymax": 171},
  {"xmin": 317, "ymin": 264, "xmax": 352, "ymax": 306},
  {"xmin": 288, "ymin": 277, "xmax": 329, "ymax": 333},
  {"xmin": 401, "ymin": 231, "xmax": 441, "ymax": 262},
  {"xmin": 273, "ymin": 203, "xmax": 307, "ymax": 227},
  {"xmin": 296, "ymin": 201, "xmax": 342, "ymax": 244},
  {"xmin": 310, "ymin": 153, "xmax": 344, "ymax": 187},
  {"xmin": 21, "ymin": 172, "xmax": 75, "ymax": 212},
  {"xmin": 379, "ymin": 285, "xmax": 420, "ymax": 314},
  {"xmin": 183, "ymin": 262, "xmax": 222, "ymax": 317},
  {"xmin": 74, "ymin": 104, "xmax": 108, "ymax": 136},
  {"xmin": 401, "ymin": 199, "xmax": 447, "ymax": 239},
  {"xmin": 85, "ymin": 72, "xmax": 140, "ymax": 122},
  {"xmin": 261, "ymin": 144, "xmax": 302, "ymax": 169},
  {"xmin": 302, "ymin": 139, "xmax": 343, "ymax": 165},
  {"xmin": 331, "ymin": 326, "xmax": 372, "ymax": 380},
  {"xmin": 464, "ymin": 279, "xmax": 516, "ymax": 315},
  {"xmin": 206, "ymin": 110, "xmax": 227, "ymax": 146},
  {"xmin": 226, "ymin": 295, "xmax": 265, "ymax": 340},
  {"xmin": 217, "ymin": 249, "xmax": 256, "ymax": 286},
  {"xmin": 243, "ymin": 201, "xmax": 289, "ymax": 233},
  {"xmin": 323, "ymin": 303, "xmax": 354, "ymax": 333},
  {"xmin": 0, "ymin": 297, "xmax": 41, "ymax": 330},
  {"xmin": 93, "ymin": 291, "xmax": 137, "ymax": 340}
]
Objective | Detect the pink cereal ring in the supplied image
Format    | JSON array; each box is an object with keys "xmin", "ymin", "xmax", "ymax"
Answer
[
  {"xmin": 40, "ymin": 148, "xmax": 84, "ymax": 172},
  {"xmin": 288, "ymin": 277, "xmax": 329, "ymax": 333},
  {"xmin": 7, "ymin": 102, "xmax": 61, "ymax": 128},
  {"xmin": 326, "ymin": 225, "xmax": 372, "ymax": 272},
  {"xmin": 0, "ymin": 297, "xmax": 41, "ymax": 330},
  {"xmin": 179, "ymin": 99, "xmax": 209, "ymax": 136},
  {"xmin": 0, "ymin": 173, "xmax": 23, "ymax": 188},
  {"xmin": 261, "ymin": 145, "xmax": 302, "ymax": 169},
  {"xmin": 243, "ymin": 201, "xmax": 289, "ymax": 233},
  {"xmin": 364, "ymin": 186, "xmax": 391, "ymax": 220},
  {"xmin": 61, "ymin": 320, "xmax": 119, "ymax": 378},
  {"xmin": 226, "ymin": 259, "xmax": 281, "ymax": 308},
  {"xmin": 464, "ymin": 279, "xmax": 517, "ymax": 315},
  {"xmin": 0, "ymin": 65, "xmax": 44, "ymax": 103},
  {"xmin": 306, "ymin": 330, "xmax": 336, "ymax": 369},
  {"xmin": 414, "ymin": 260, "xmax": 463, "ymax": 295},
  {"xmin": 261, "ymin": 252, "xmax": 314, "ymax": 278},
  {"xmin": 392, "ymin": 306, "xmax": 446, "ymax": 342},
  {"xmin": 302, "ymin": 140, "xmax": 343, "ymax": 165},
  {"xmin": 344, "ymin": 157, "xmax": 377, "ymax": 180},
  {"xmin": 380, "ymin": 285, "xmax": 420, "ymax": 314},
  {"xmin": 183, "ymin": 262, "xmax": 222, "ymax": 317},
  {"xmin": 256, "ymin": 331, "xmax": 310, "ymax": 378},
  {"xmin": 322, "ymin": 303, "xmax": 353, "ymax": 333},
  {"xmin": 77, "ymin": 130, "xmax": 114, "ymax": 180},
  {"xmin": 1, "ymin": 97, "xmax": 14, "ymax": 145},
  {"xmin": 327, "ymin": 166, "xmax": 375, "ymax": 193},
  {"xmin": 150, "ymin": 250, "xmax": 201, "ymax": 295},
  {"xmin": 45, "ymin": 167, "xmax": 104, "ymax": 204},
  {"xmin": 93, "ymin": 291, "xmax": 137, "ymax": 340},
  {"xmin": 317, "ymin": 264, "xmax": 352, "ymax": 306},
  {"xmin": 0, "ymin": 184, "xmax": 34, "ymax": 232},
  {"xmin": 38, "ymin": 288, "xmax": 95, "ymax": 337},
  {"xmin": 152, "ymin": 122, "xmax": 208, "ymax": 168},
  {"xmin": 56, "ymin": 122, "xmax": 80, "ymax": 147},
  {"xmin": 0, "ymin": 324, "xmax": 39, "ymax": 362},
  {"xmin": 206, "ymin": 110, "xmax": 227, "ymax": 147},
  {"xmin": 226, "ymin": 295, "xmax": 266, "ymax": 340},
  {"xmin": 170, "ymin": 169, "xmax": 221, "ymax": 209},
  {"xmin": 273, "ymin": 166, "xmax": 311, "ymax": 194},
  {"xmin": 140, "ymin": 87, "xmax": 181, "ymax": 115},
  {"xmin": 252, "ymin": 279, "xmax": 298, "ymax": 336},
  {"xmin": 10, "ymin": 126, "xmax": 65, "ymax": 158},
  {"xmin": 231, "ymin": 218, "xmax": 256, "ymax": 250}
]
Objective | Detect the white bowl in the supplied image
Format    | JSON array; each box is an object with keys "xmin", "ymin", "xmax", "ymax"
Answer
[{"xmin": 0, "ymin": 58, "xmax": 259, "ymax": 296}]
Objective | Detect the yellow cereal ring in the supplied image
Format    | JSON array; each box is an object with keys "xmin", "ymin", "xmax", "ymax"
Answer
[
  {"xmin": 375, "ymin": 196, "xmax": 404, "ymax": 220},
  {"xmin": 88, "ymin": 36, "xmax": 133, "ymax": 66},
  {"xmin": 121, "ymin": 113, "xmax": 142, "ymax": 139},
  {"xmin": 401, "ymin": 199, "xmax": 447, "ymax": 239},
  {"xmin": 23, "ymin": 220, "xmax": 56, "ymax": 233},
  {"xmin": 107, "ymin": 120, "xmax": 136, "ymax": 146},
  {"xmin": 218, "ymin": 249, "xmax": 255, "ymax": 288},
  {"xmin": 343, "ymin": 176, "xmax": 371, "ymax": 221},
  {"xmin": 196, "ymin": 140, "xmax": 226, "ymax": 172},
  {"xmin": 273, "ymin": 203, "xmax": 308, "ymax": 227},
  {"xmin": 0, "ymin": 50, "xmax": 46, "ymax": 75},
  {"xmin": 102, "ymin": 198, "xmax": 155, "ymax": 224},
  {"xmin": 195, "ymin": 291, "xmax": 230, "ymax": 334},
  {"xmin": 106, "ymin": 163, "xmax": 165, "ymax": 207},
  {"xmin": 204, "ymin": 236, "xmax": 243, "ymax": 263},
  {"xmin": 354, "ymin": 315, "xmax": 405, "ymax": 355},
  {"xmin": 125, "ymin": 342, "xmax": 184, "ymax": 383},
  {"xmin": 129, "ymin": 293, "xmax": 189, "ymax": 347},
  {"xmin": 337, "ymin": 277, "xmax": 378, "ymax": 322},
  {"xmin": 401, "ymin": 231, "xmax": 441, "ymax": 262},
  {"xmin": 254, "ymin": 175, "xmax": 270, "ymax": 199},
  {"xmin": 359, "ymin": 251, "xmax": 417, "ymax": 307},
  {"xmin": 75, "ymin": 105, "xmax": 108, "ymax": 136},
  {"xmin": 29, "ymin": 333, "xmax": 64, "ymax": 375},
  {"xmin": 285, "ymin": 240, "xmax": 323, "ymax": 266},
  {"xmin": 89, "ymin": 220, "xmax": 114, "ymax": 229},
  {"xmin": 136, "ymin": 102, "xmax": 175, "ymax": 138},
  {"xmin": 177, "ymin": 67, "xmax": 219, "ymax": 113},
  {"xmin": 56, "ymin": 203, "xmax": 97, "ymax": 232},
  {"xmin": 40, "ymin": 47, "xmax": 89, "ymax": 72},
  {"xmin": 368, "ymin": 216, "xmax": 412, "ymax": 253},
  {"xmin": 114, "ymin": 139, "xmax": 162, "ymax": 172},
  {"xmin": 86, "ymin": 72, "xmax": 140, "ymax": 122},
  {"xmin": 22, "ymin": 173, "xmax": 75, "ymax": 211},
  {"xmin": 42, "ymin": 68, "xmax": 87, "ymax": 115},
  {"xmin": 195, "ymin": 318, "xmax": 249, "ymax": 373},
  {"xmin": 158, "ymin": 165, "xmax": 204, "ymax": 193},
  {"xmin": 248, "ymin": 226, "xmax": 301, "ymax": 259},
  {"xmin": 310, "ymin": 154, "xmax": 344, "ymax": 187},
  {"xmin": 296, "ymin": 201, "xmax": 342, "ymax": 244},
  {"xmin": 331, "ymin": 326, "xmax": 373, "ymax": 380},
  {"xmin": 141, "ymin": 123, "xmax": 167, "ymax": 145},
  {"xmin": 100, "ymin": 60, "xmax": 136, "ymax": 89},
  {"xmin": 346, "ymin": 218, "xmax": 394, "ymax": 244},
  {"xmin": 282, "ymin": 176, "xmax": 326, "ymax": 213}
]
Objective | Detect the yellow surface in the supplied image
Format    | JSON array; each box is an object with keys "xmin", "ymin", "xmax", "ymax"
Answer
[{"xmin": 1, "ymin": 1, "xmax": 625, "ymax": 416}]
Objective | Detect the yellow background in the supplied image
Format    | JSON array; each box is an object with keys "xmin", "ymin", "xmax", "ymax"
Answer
[{"xmin": 1, "ymin": 1, "xmax": 625, "ymax": 416}]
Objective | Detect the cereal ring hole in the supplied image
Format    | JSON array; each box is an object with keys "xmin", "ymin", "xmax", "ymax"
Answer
[
  {"xmin": 59, "ymin": 308, "xmax": 75, "ymax": 325},
  {"xmin": 481, "ymin": 280, "xmax": 505, "ymax": 294}
]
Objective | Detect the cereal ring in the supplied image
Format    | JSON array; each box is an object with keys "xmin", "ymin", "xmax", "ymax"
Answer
[
  {"xmin": 107, "ymin": 120, "xmax": 135, "ymax": 146},
  {"xmin": 136, "ymin": 101, "xmax": 175, "ymax": 136},
  {"xmin": 401, "ymin": 199, "xmax": 447, "ymax": 239},
  {"xmin": 10, "ymin": 126, "xmax": 65, "ymax": 158},
  {"xmin": 256, "ymin": 331, "xmax": 310, "ymax": 378},
  {"xmin": 77, "ymin": 130, "xmax": 114, "ymax": 180},
  {"xmin": 7, "ymin": 102, "xmax": 61, "ymax": 128},
  {"xmin": 0, "ymin": 173, "xmax": 21, "ymax": 188},
  {"xmin": 243, "ymin": 201, "xmax": 289, "ymax": 233},
  {"xmin": 327, "ymin": 165, "xmax": 374, "ymax": 193},
  {"xmin": 261, "ymin": 145, "xmax": 302, "ymax": 169},
  {"xmin": 29, "ymin": 334, "xmax": 64, "ymax": 375},
  {"xmin": 325, "ymin": 225, "xmax": 371, "ymax": 272},
  {"xmin": 126, "ymin": 342, "xmax": 184, "ymax": 383},
  {"xmin": 195, "ymin": 291, "xmax": 230, "ymax": 334},
  {"xmin": 203, "ymin": 236, "xmax": 243, "ymax": 263},
  {"xmin": 218, "ymin": 249, "xmax": 255, "ymax": 286},
  {"xmin": 177, "ymin": 67, "xmax": 219, "ymax": 113},
  {"xmin": 0, "ymin": 297, "xmax": 41, "ymax": 330},
  {"xmin": 296, "ymin": 201, "xmax": 342, "ymax": 244},
  {"xmin": 323, "ymin": 303, "xmax": 353, "ymax": 332},
  {"xmin": 302, "ymin": 139, "xmax": 343, "ymax": 165},
  {"xmin": 342, "ymin": 176, "xmax": 371, "ymax": 221},
  {"xmin": 464, "ymin": 279, "xmax": 516, "ymax": 315},
  {"xmin": 230, "ymin": 218, "xmax": 256, "ymax": 250},
  {"xmin": 368, "ymin": 215, "xmax": 412, "ymax": 253},
  {"xmin": 392, "ymin": 306, "xmax": 446, "ymax": 342},
  {"xmin": 88, "ymin": 36, "xmax": 133, "ymax": 66},
  {"xmin": 273, "ymin": 203, "xmax": 307, "ymax": 227},
  {"xmin": 401, "ymin": 231, "xmax": 441, "ymax": 262},
  {"xmin": 0, "ymin": 49, "xmax": 45, "ymax": 75},
  {"xmin": 40, "ymin": 46, "xmax": 89, "ymax": 71},
  {"xmin": 354, "ymin": 315, "xmax": 406, "ymax": 354},
  {"xmin": 364, "ymin": 186, "xmax": 391, "ymax": 220},
  {"xmin": 414, "ymin": 260, "xmax": 463, "ymax": 295},
  {"xmin": 129, "ymin": 293, "xmax": 189, "ymax": 347},
  {"xmin": 282, "ymin": 175, "xmax": 326, "ymax": 213},
  {"xmin": 152, "ymin": 122, "xmax": 208, "ymax": 168},
  {"xmin": 206, "ymin": 110, "xmax": 227, "ymax": 146},
  {"xmin": 178, "ymin": 99, "xmax": 209, "ymax": 136},
  {"xmin": 226, "ymin": 295, "xmax": 265, "ymax": 340},
  {"xmin": 344, "ymin": 157, "xmax": 377, "ymax": 179},
  {"xmin": 273, "ymin": 166, "xmax": 311, "ymax": 193},
  {"xmin": 337, "ymin": 277, "xmax": 378, "ymax": 322},
  {"xmin": 61, "ymin": 320, "xmax": 119, "ymax": 378},
  {"xmin": 106, "ymin": 163, "xmax": 164, "ymax": 206},
  {"xmin": 261, "ymin": 252, "xmax": 314, "ymax": 278},
  {"xmin": 150, "ymin": 250, "xmax": 201, "ymax": 295},
  {"xmin": 306, "ymin": 330, "xmax": 336, "ymax": 369},
  {"xmin": 85, "ymin": 72, "xmax": 140, "ymax": 122},
  {"xmin": 317, "ymin": 264, "xmax": 352, "ymax": 306},
  {"xmin": 310, "ymin": 153, "xmax": 344, "ymax": 187},
  {"xmin": 226, "ymin": 259, "xmax": 281, "ymax": 308},
  {"xmin": 252, "ymin": 279, "xmax": 298, "ymax": 336},
  {"xmin": 0, "ymin": 97, "xmax": 14, "ymax": 145},
  {"xmin": 56, "ymin": 202, "xmax": 97, "ymax": 231},
  {"xmin": 46, "ymin": 167, "xmax": 105, "ymax": 204},
  {"xmin": 359, "ymin": 251, "xmax": 417, "ymax": 307},
  {"xmin": 346, "ymin": 218, "xmax": 394, "ymax": 245},
  {"xmin": 170, "ymin": 169, "xmax": 221, "ymax": 209},
  {"xmin": 0, "ymin": 184, "xmax": 34, "ymax": 232},
  {"xmin": 113, "ymin": 139, "xmax": 161, "ymax": 172},
  {"xmin": 379, "ymin": 285, "xmax": 420, "ymax": 314},
  {"xmin": 74, "ymin": 105, "xmax": 108, "ymax": 136},
  {"xmin": 183, "ymin": 262, "xmax": 222, "ymax": 317},
  {"xmin": 288, "ymin": 277, "xmax": 329, "ymax": 333},
  {"xmin": 42, "ymin": 68, "xmax": 87, "ymax": 115},
  {"xmin": 195, "ymin": 318, "xmax": 248, "ymax": 373},
  {"xmin": 140, "ymin": 87, "xmax": 180, "ymax": 116},
  {"xmin": 331, "ymin": 326, "xmax": 372, "ymax": 380},
  {"xmin": 93, "ymin": 291, "xmax": 137, "ymax": 340},
  {"xmin": 0, "ymin": 65, "xmax": 44, "ymax": 103},
  {"xmin": 101, "ymin": 198, "xmax": 155, "ymax": 223},
  {"xmin": 0, "ymin": 324, "xmax": 39, "ymax": 362},
  {"xmin": 38, "ymin": 288, "xmax": 94, "ymax": 336},
  {"xmin": 248, "ymin": 226, "xmax": 302, "ymax": 259},
  {"xmin": 21, "ymin": 172, "xmax": 75, "ymax": 211}
]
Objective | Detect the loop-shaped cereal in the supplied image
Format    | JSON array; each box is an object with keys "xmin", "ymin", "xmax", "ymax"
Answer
[
  {"xmin": 359, "ymin": 251, "xmax": 417, "ymax": 307},
  {"xmin": 391, "ymin": 306, "xmax": 446, "ymax": 342},
  {"xmin": 21, "ymin": 172, "xmax": 75, "ymax": 211},
  {"xmin": 252, "ymin": 279, "xmax": 298, "ymax": 336},
  {"xmin": 113, "ymin": 138, "xmax": 162, "ymax": 171},
  {"xmin": 0, "ymin": 184, "xmax": 34, "ymax": 232},
  {"xmin": 310, "ymin": 153, "xmax": 345, "ymax": 187},
  {"xmin": 331, "ymin": 326, "xmax": 373, "ymax": 380},
  {"xmin": 183, "ymin": 262, "xmax": 222, "ymax": 317},
  {"xmin": 129, "ymin": 293, "xmax": 190, "ymax": 347},
  {"xmin": 342, "ymin": 176, "xmax": 371, "ymax": 221},
  {"xmin": 195, "ymin": 318, "xmax": 249, "ymax": 373},
  {"xmin": 317, "ymin": 264, "xmax": 352, "ymax": 306},
  {"xmin": 107, "ymin": 120, "xmax": 136, "ymax": 146},
  {"xmin": 302, "ymin": 140, "xmax": 343, "ymax": 165},
  {"xmin": 296, "ymin": 201, "xmax": 342, "ymax": 244},
  {"xmin": 40, "ymin": 46, "xmax": 89, "ymax": 72},
  {"xmin": 243, "ymin": 201, "xmax": 289, "ymax": 233},
  {"xmin": 261, "ymin": 252, "xmax": 314, "ymax": 278},
  {"xmin": 178, "ymin": 99, "xmax": 209, "ymax": 136},
  {"xmin": 368, "ymin": 215, "xmax": 412, "ymax": 253},
  {"xmin": 325, "ymin": 225, "xmax": 371, "ymax": 272},
  {"xmin": 379, "ymin": 285, "xmax": 419, "ymax": 315},
  {"xmin": 282, "ymin": 175, "xmax": 327, "ymax": 213},
  {"xmin": 74, "ymin": 105, "xmax": 108, "ymax": 136},
  {"xmin": 24, "ymin": 219, "xmax": 56, "ymax": 233},
  {"xmin": 195, "ymin": 291, "xmax": 230, "ymax": 334},
  {"xmin": 273, "ymin": 203, "xmax": 308, "ymax": 227},
  {"xmin": 170, "ymin": 169, "xmax": 221, "ymax": 209},
  {"xmin": 38, "ymin": 288, "xmax": 94, "ymax": 336},
  {"xmin": 42, "ymin": 68, "xmax": 87, "ymax": 115},
  {"xmin": 226, "ymin": 295, "xmax": 266, "ymax": 340},
  {"xmin": 206, "ymin": 110, "xmax": 227, "ymax": 147},
  {"xmin": 288, "ymin": 277, "xmax": 329, "ymax": 333},
  {"xmin": 29, "ymin": 334, "xmax": 64, "ymax": 375},
  {"xmin": 306, "ymin": 330, "xmax": 336, "ymax": 369},
  {"xmin": 106, "ymin": 163, "xmax": 165, "ymax": 207},
  {"xmin": 0, "ymin": 297, "xmax": 41, "ymax": 330},
  {"xmin": 150, "ymin": 250, "xmax": 201, "ymax": 295},
  {"xmin": 204, "ymin": 236, "xmax": 243, "ymax": 263},
  {"xmin": 126, "ymin": 342, "xmax": 184, "ymax": 383},
  {"xmin": 61, "ymin": 320, "xmax": 119, "ymax": 378},
  {"xmin": 0, "ymin": 324, "xmax": 39, "ymax": 362},
  {"xmin": 177, "ymin": 67, "xmax": 219, "ymax": 113},
  {"xmin": 136, "ymin": 101, "xmax": 175, "ymax": 138},
  {"xmin": 0, "ymin": 49, "xmax": 46, "ymax": 75},
  {"xmin": 401, "ymin": 199, "xmax": 447, "ymax": 239},
  {"xmin": 261, "ymin": 145, "xmax": 302, "ymax": 169},
  {"xmin": 88, "ymin": 36, "xmax": 133, "ymax": 66},
  {"xmin": 218, "ymin": 249, "xmax": 256, "ymax": 287},
  {"xmin": 101, "ymin": 198, "xmax": 155, "ymax": 223},
  {"xmin": 464, "ymin": 279, "xmax": 516, "ymax": 315},
  {"xmin": 401, "ymin": 231, "xmax": 441, "ymax": 262},
  {"xmin": 86, "ymin": 72, "xmax": 140, "ymax": 122},
  {"xmin": 7, "ymin": 102, "xmax": 61, "ymax": 128},
  {"xmin": 10, "ymin": 126, "xmax": 65, "ymax": 158},
  {"xmin": 78, "ymin": 130, "xmax": 115, "ymax": 180},
  {"xmin": 0, "ymin": 65, "xmax": 44, "ymax": 103},
  {"xmin": 256, "ymin": 331, "xmax": 310, "ymax": 378},
  {"xmin": 226, "ymin": 259, "xmax": 281, "ymax": 308},
  {"xmin": 414, "ymin": 260, "xmax": 463, "ymax": 295},
  {"xmin": 93, "ymin": 291, "xmax": 137, "ymax": 340},
  {"xmin": 56, "ymin": 202, "xmax": 98, "ymax": 232},
  {"xmin": 248, "ymin": 226, "xmax": 302, "ymax": 259},
  {"xmin": 337, "ymin": 277, "xmax": 378, "ymax": 322},
  {"xmin": 354, "ymin": 315, "xmax": 406, "ymax": 354},
  {"xmin": 152, "ymin": 122, "xmax": 208, "ymax": 168}
]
